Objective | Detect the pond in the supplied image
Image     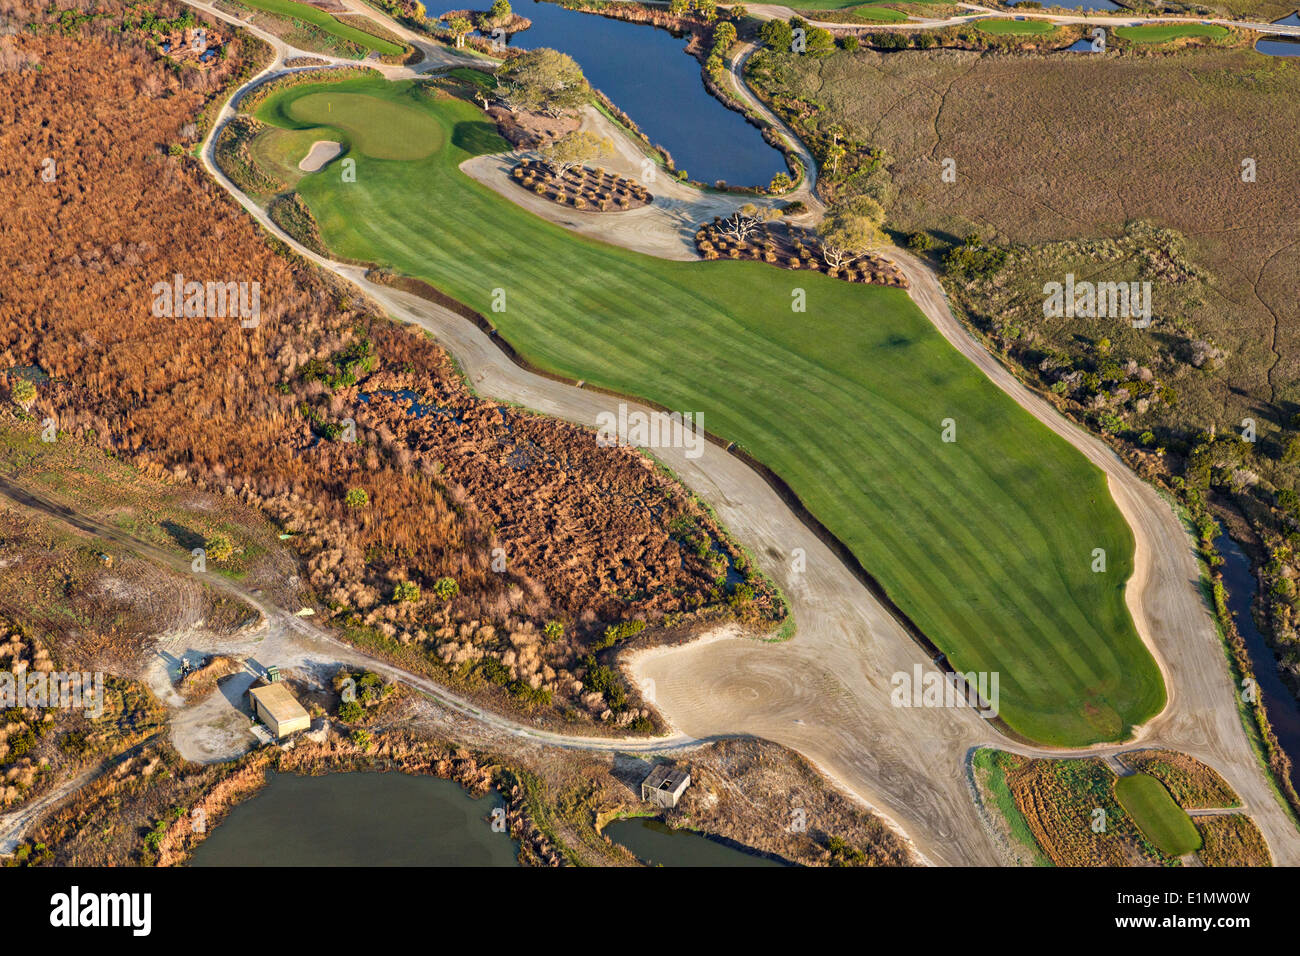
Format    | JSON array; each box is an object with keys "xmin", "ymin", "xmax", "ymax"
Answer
[
  {"xmin": 422, "ymin": 0, "xmax": 786, "ymax": 187},
  {"xmin": 189, "ymin": 771, "xmax": 521, "ymax": 866},
  {"xmin": 1256, "ymin": 36, "xmax": 1300, "ymax": 56},
  {"xmin": 1215, "ymin": 533, "xmax": 1300, "ymax": 796},
  {"xmin": 604, "ymin": 816, "xmax": 788, "ymax": 866}
]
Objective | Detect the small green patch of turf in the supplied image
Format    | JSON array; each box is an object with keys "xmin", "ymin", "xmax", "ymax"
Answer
[
  {"xmin": 838, "ymin": 5, "xmax": 910, "ymax": 22},
  {"xmin": 1114, "ymin": 773, "xmax": 1203, "ymax": 856},
  {"xmin": 1114, "ymin": 23, "xmax": 1230, "ymax": 43},
  {"xmin": 235, "ymin": 0, "xmax": 406, "ymax": 56},
  {"xmin": 975, "ymin": 17, "xmax": 1058, "ymax": 35}
]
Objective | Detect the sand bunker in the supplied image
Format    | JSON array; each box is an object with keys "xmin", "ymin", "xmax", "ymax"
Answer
[{"xmin": 298, "ymin": 140, "xmax": 343, "ymax": 172}]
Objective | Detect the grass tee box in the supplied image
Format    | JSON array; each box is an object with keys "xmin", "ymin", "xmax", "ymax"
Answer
[
  {"xmin": 975, "ymin": 18, "xmax": 1058, "ymax": 36},
  {"xmin": 235, "ymin": 0, "xmax": 407, "ymax": 56},
  {"xmin": 1114, "ymin": 23, "xmax": 1229, "ymax": 43},
  {"xmin": 1114, "ymin": 773, "xmax": 1202, "ymax": 856},
  {"xmin": 250, "ymin": 76, "xmax": 1166, "ymax": 747}
]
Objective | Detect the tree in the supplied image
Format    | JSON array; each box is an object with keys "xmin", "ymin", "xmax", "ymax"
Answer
[
  {"xmin": 489, "ymin": 0, "xmax": 511, "ymax": 22},
  {"xmin": 730, "ymin": 5, "xmax": 748, "ymax": 20},
  {"xmin": 540, "ymin": 130, "xmax": 614, "ymax": 177},
  {"xmin": 694, "ymin": 0, "xmax": 719, "ymax": 22},
  {"xmin": 719, "ymin": 202, "xmax": 776, "ymax": 241},
  {"xmin": 345, "ymin": 487, "xmax": 369, "ymax": 509},
  {"xmin": 818, "ymin": 196, "xmax": 885, "ymax": 268},
  {"xmin": 825, "ymin": 141, "xmax": 846, "ymax": 174},
  {"xmin": 769, "ymin": 171, "xmax": 792, "ymax": 193},
  {"xmin": 543, "ymin": 620, "xmax": 565, "ymax": 642},
  {"xmin": 669, "ymin": 0, "xmax": 691, "ymax": 15},
  {"xmin": 10, "ymin": 377, "xmax": 35, "ymax": 410},
  {"xmin": 805, "ymin": 26, "xmax": 836, "ymax": 55},
  {"xmin": 712, "ymin": 20, "xmax": 737, "ymax": 51},
  {"xmin": 205, "ymin": 531, "xmax": 235, "ymax": 563},
  {"xmin": 496, "ymin": 48, "xmax": 590, "ymax": 116},
  {"xmin": 446, "ymin": 15, "xmax": 473, "ymax": 48},
  {"xmin": 433, "ymin": 576, "xmax": 460, "ymax": 600},
  {"xmin": 393, "ymin": 580, "xmax": 420, "ymax": 602},
  {"xmin": 759, "ymin": 18, "xmax": 793, "ymax": 51}
]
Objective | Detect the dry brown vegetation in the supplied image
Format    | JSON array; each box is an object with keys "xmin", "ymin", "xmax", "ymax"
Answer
[
  {"xmin": 1125, "ymin": 749, "xmax": 1242, "ymax": 808},
  {"xmin": 1194, "ymin": 812, "xmax": 1272, "ymax": 866},
  {"xmin": 0, "ymin": 7, "xmax": 783, "ymax": 730},
  {"xmin": 510, "ymin": 159, "xmax": 652, "ymax": 212},
  {"xmin": 658, "ymin": 738, "xmax": 913, "ymax": 866},
  {"xmin": 695, "ymin": 215, "xmax": 908, "ymax": 286},
  {"xmin": 994, "ymin": 752, "xmax": 1169, "ymax": 865}
]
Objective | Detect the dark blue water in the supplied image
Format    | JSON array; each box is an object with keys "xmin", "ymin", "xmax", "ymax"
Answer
[
  {"xmin": 1215, "ymin": 533, "xmax": 1300, "ymax": 795},
  {"xmin": 1257, "ymin": 36, "xmax": 1300, "ymax": 55},
  {"xmin": 1065, "ymin": 37, "xmax": 1099, "ymax": 51},
  {"xmin": 1272, "ymin": 12, "xmax": 1300, "ymax": 26},
  {"xmin": 423, "ymin": 0, "xmax": 785, "ymax": 186},
  {"xmin": 605, "ymin": 817, "xmax": 786, "ymax": 866},
  {"xmin": 190, "ymin": 771, "xmax": 520, "ymax": 866}
]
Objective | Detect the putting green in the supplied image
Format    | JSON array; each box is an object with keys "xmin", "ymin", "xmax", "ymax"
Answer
[
  {"xmin": 276, "ymin": 92, "xmax": 443, "ymax": 161},
  {"xmin": 252, "ymin": 78, "xmax": 1167, "ymax": 746},
  {"xmin": 1115, "ymin": 773, "xmax": 1202, "ymax": 856}
]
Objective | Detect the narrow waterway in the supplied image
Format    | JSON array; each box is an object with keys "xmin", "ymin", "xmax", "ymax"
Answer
[
  {"xmin": 1214, "ymin": 533, "xmax": 1300, "ymax": 795},
  {"xmin": 422, "ymin": 0, "xmax": 786, "ymax": 186}
]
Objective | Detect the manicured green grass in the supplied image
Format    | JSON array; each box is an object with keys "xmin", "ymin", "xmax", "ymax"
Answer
[
  {"xmin": 1114, "ymin": 773, "xmax": 1202, "ymax": 856},
  {"xmin": 235, "ymin": 0, "xmax": 407, "ymax": 56},
  {"xmin": 839, "ymin": 5, "xmax": 910, "ymax": 22},
  {"xmin": 975, "ymin": 17, "xmax": 1058, "ymax": 35},
  {"xmin": 1114, "ymin": 23, "xmax": 1229, "ymax": 43},
  {"xmin": 253, "ymin": 77, "xmax": 1167, "ymax": 746},
  {"xmin": 248, "ymin": 126, "xmax": 323, "ymax": 187}
]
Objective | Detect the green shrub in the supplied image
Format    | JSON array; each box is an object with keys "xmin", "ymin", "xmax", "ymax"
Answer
[
  {"xmin": 337, "ymin": 700, "xmax": 364, "ymax": 722},
  {"xmin": 433, "ymin": 576, "xmax": 459, "ymax": 601}
]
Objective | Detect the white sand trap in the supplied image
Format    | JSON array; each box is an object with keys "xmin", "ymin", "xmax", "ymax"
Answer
[{"xmin": 298, "ymin": 140, "xmax": 342, "ymax": 172}]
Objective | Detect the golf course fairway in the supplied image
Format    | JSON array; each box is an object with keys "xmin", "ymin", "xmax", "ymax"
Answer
[{"xmin": 251, "ymin": 76, "xmax": 1167, "ymax": 746}]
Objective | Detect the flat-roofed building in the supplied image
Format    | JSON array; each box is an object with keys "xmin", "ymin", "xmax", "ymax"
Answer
[
  {"xmin": 248, "ymin": 682, "xmax": 310, "ymax": 739},
  {"xmin": 641, "ymin": 765, "xmax": 691, "ymax": 809}
]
